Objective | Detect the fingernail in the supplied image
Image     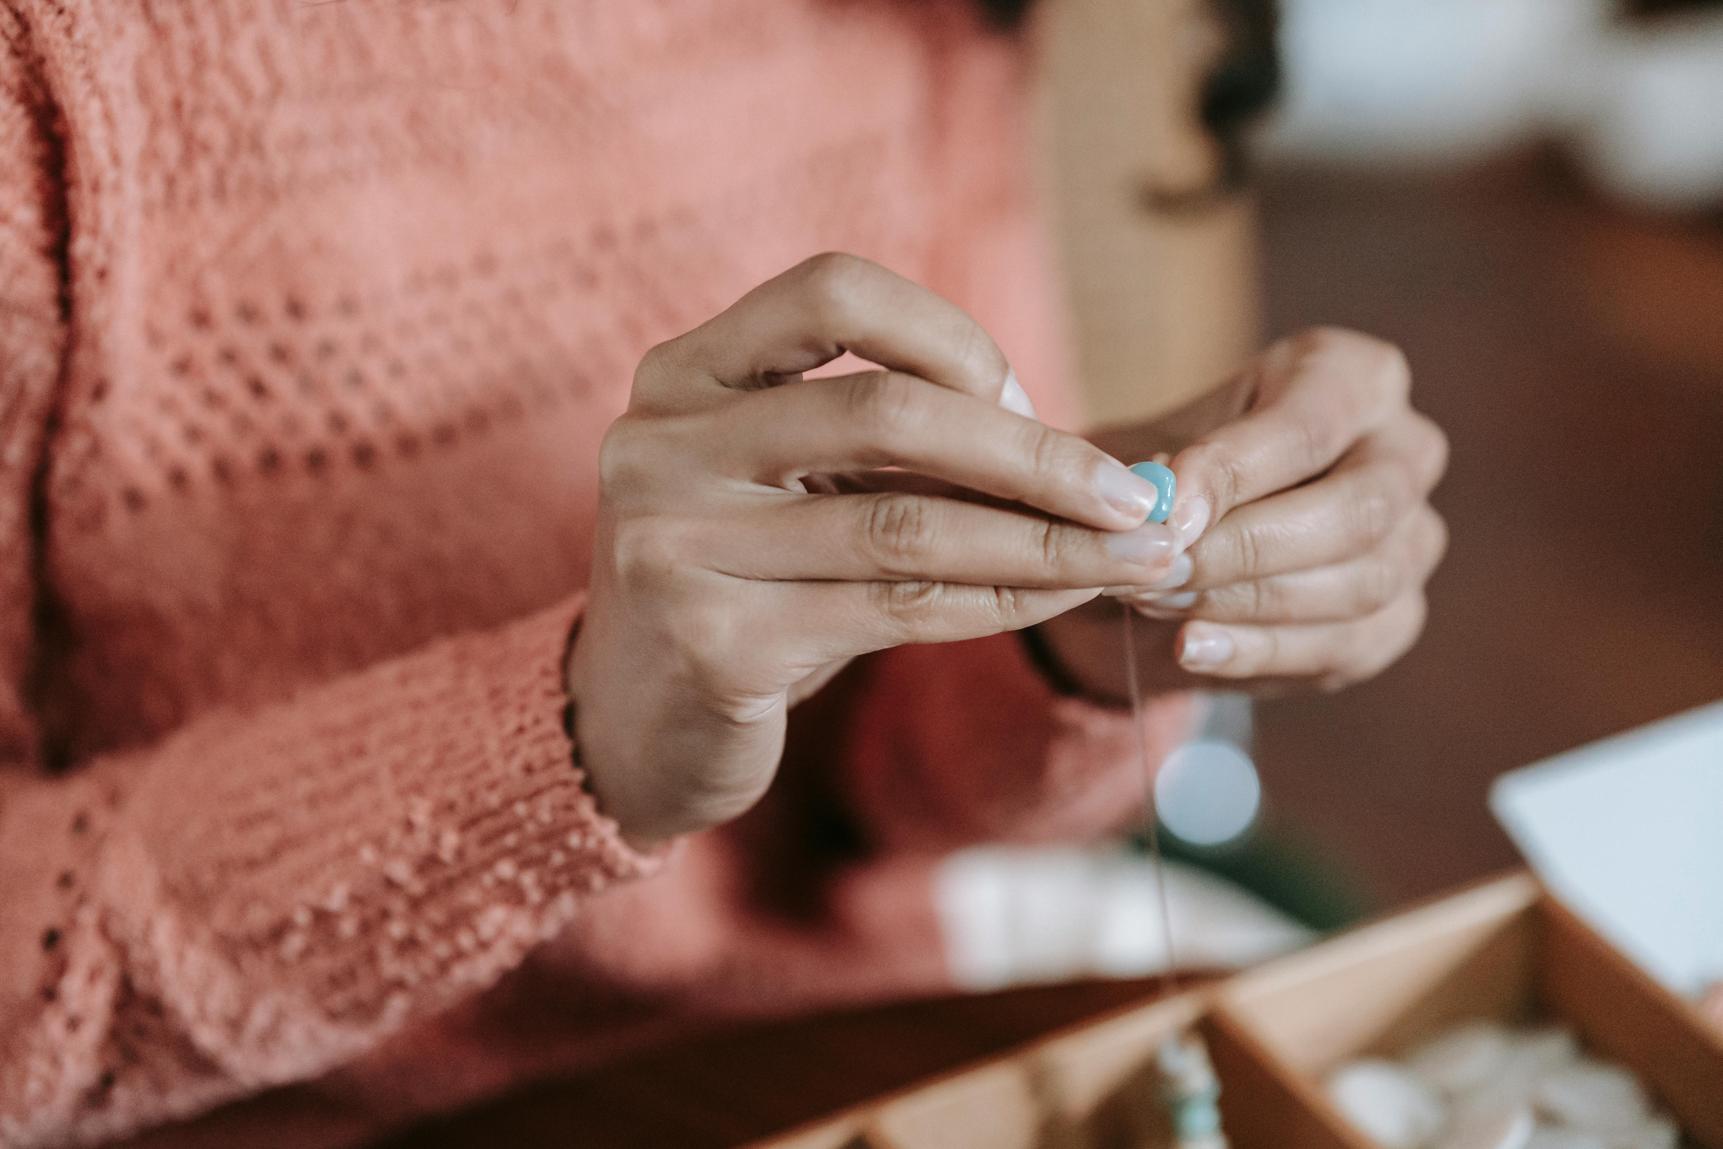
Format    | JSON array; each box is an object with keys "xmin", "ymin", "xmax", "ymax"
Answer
[
  {"xmin": 1094, "ymin": 460, "xmax": 1161, "ymax": 522},
  {"xmin": 1179, "ymin": 624, "xmax": 1234, "ymax": 670},
  {"xmin": 1145, "ymin": 552, "xmax": 1191, "ymax": 590},
  {"xmin": 1132, "ymin": 592, "xmax": 1198, "ymax": 620},
  {"xmin": 1104, "ymin": 524, "xmax": 1175, "ymax": 568},
  {"xmin": 999, "ymin": 370, "xmax": 1039, "ymax": 419},
  {"xmin": 1170, "ymin": 496, "xmax": 1210, "ymax": 551},
  {"xmin": 1130, "ymin": 592, "xmax": 1199, "ymax": 620}
]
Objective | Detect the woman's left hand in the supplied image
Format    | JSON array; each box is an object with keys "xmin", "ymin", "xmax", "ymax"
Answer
[{"xmin": 1035, "ymin": 327, "xmax": 1449, "ymax": 699}]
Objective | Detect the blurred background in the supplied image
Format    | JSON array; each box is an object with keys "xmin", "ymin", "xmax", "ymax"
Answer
[
  {"xmin": 1243, "ymin": 0, "xmax": 1723, "ymax": 910},
  {"xmin": 1044, "ymin": 0, "xmax": 1723, "ymax": 917}
]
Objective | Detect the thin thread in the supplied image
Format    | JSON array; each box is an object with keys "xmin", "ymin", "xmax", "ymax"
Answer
[{"xmin": 1122, "ymin": 603, "xmax": 1180, "ymax": 996}]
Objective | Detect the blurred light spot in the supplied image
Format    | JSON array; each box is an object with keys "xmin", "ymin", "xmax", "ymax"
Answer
[{"xmin": 1157, "ymin": 739, "xmax": 1261, "ymax": 846}]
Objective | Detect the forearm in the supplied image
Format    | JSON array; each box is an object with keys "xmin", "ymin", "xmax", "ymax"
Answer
[{"xmin": 0, "ymin": 598, "xmax": 661, "ymax": 1147}]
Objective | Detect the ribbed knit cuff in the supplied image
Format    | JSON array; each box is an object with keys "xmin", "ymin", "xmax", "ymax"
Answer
[{"xmin": 107, "ymin": 595, "xmax": 666, "ymax": 1069}]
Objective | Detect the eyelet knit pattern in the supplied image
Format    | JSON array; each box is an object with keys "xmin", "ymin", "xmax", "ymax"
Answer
[{"xmin": 0, "ymin": 2, "xmax": 1191, "ymax": 1146}]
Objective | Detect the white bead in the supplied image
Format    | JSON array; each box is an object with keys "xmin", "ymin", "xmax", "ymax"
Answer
[
  {"xmin": 1534, "ymin": 1062, "xmax": 1648, "ymax": 1134},
  {"xmin": 1623, "ymin": 1116, "xmax": 1680, "ymax": 1149},
  {"xmin": 1450, "ymin": 1029, "xmax": 1579, "ymax": 1118},
  {"xmin": 1408, "ymin": 1022, "xmax": 1515, "ymax": 1096},
  {"xmin": 1430, "ymin": 1104, "xmax": 1534, "ymax": 1149},
  {"xmin": 1514, "ymin": 1028, "xmax": 1581, "ymax": 1075},
  {"xmin": 1329, "ymin": 1060, "xmax": 1448, "ymax": 1149},
  {"xmin": 1523, "ymin": 1131, "xmax": 1608, "ymax": 1149}
]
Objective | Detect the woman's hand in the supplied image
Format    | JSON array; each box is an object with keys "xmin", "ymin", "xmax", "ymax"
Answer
[
  {"xmin": 1037, "ymin": 328, "xmax": 1449, "ymax": 698},
  {"xmin": 567, "ymin": 254, "xmax": 1180, "ymax": 844}
]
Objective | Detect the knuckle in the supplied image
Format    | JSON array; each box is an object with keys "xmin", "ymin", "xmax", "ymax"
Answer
[
  {"xmin": 1372, "ymin": 341, "xmax": 1413, "ymax": 402},
  {"xmin": 951, "ymin": 315, "xmax": 1005, "ymax": 390},
  {"xmin": 1240, "ymin": 577, "xmax": 1280, "ymax": 621},
  {"xmin": 633, "ymin": 338, "xmax": 679, "ymax": 389},
  {"xmin": 1299, "ymin": 326, "xmax": 1408, "ymax": 385},
  {"xmin": 1247, "ymin": 627, "xmax": 1283, "ymax": 676},
  {"xmin": 1035, "ymin": 519, "xmax": 1074, "ymax": 575},
  {"xmin": 847, "ymin": 372, "xmax": 923, "ymax": 442},
  {"xmin": 988, "ymin": 585, "xmax": 1029, "ymax": 626},
  {"xmin": 863, "ymin": 494, "xmax": 935, "ymax": 572},
  {"xmin": 1351, "ymin": 593, "xmax": 1427, "ymax": 682},
  {"xmin": 1333, "ymin": 630, "xmax": 1379, "ymax": 686},
  {"xmin": 1295, "ymin": 414, "xmax": 1341, "ymax": 471},
  {"xmin": 1204, "ymin": 578, "xmax": 1268, "ymax": 623},
  {"xmin": 1015, "ymin": 422, "xmax": 1090, "ymax": 502},
  {"xmin": 610, "ymin": 517, "xmax": 685, "ymax": 588},
  {"xmin": 1228, "ymin": 524, "xmax": 1267, "ymax": 581},
  {"xmin": 1353, "ymin": 472, "xmax": 1411, "ymax": 544},
  {"xmin": 870, "ymin": 579, "xmax": 945, "ymax": 626},
  {"xmin": 1021, "ymin": 421, "xmax": 1067, "ymax": 481},
  {"xmin": 596, "ymin": 416, "xmax": 647, "ymax": 496},
  {"xmin": 1288, "ymin": 325, "xmax": 1370, "ymax": 370},
  {"xmin": 1298, "ymin": 327, "xmax": 1411, "ymax": 414},
  {"xmin": 1411, "ymin": 413, "xmax": 1451, "ymax": 484},
  {"xmin": 1288, "ymin": 325, "xmax": 1344, "ymax": 360},
  {"xmin": 1401, "ymin": 592, "xmax": 1430, "ymax": 644},
  {"xmin": 673, "ymin": 601, "xmax": 743, "ymax": 686},
  {"xmin": 1353, "ymin": 557, "xmax": 1403, "ymax": 615},
  {"xmin": 1183, "ymin": 440, "xmax": 1244, "ymax": 513},
  {"xmin": 796, "ymin": 251, "xmax": 869, "ymax": 329}
]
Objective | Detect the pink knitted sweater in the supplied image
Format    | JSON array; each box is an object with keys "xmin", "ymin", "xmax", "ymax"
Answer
[{"xmin": 0, "ymin": 2, "xmax": 1192, "ymax": 1145}]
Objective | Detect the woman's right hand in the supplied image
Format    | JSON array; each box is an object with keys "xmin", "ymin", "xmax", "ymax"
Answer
[{"xmin": 566, "ymin": 254, "xmax": 1178, "ymax": 844}]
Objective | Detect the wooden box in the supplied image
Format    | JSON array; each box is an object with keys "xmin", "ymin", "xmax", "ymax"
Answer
[{"xmin": 750, "ymin": 875, "xmax": 1723, "ymax": 1148}]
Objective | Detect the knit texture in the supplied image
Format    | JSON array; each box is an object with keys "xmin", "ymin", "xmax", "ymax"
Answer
[{"xmin": 0, "ymin": 2, "xmax": 1192, "ymax": 1145}]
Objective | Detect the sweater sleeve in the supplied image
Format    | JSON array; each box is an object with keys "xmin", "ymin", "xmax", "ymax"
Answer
[
  {"xmin": 0, "ymin": 598, "xmax": 665, "ymax": 1147},
  {"xmin": 0, "ymin": 25, "xmax": 658, "ymax": 1147}
]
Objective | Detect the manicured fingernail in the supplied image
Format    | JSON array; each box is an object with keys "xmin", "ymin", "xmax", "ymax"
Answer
[
  {"xmin": 1170, "ymin": 496, "xmax": 1210, "ymax": 551},
  {"xmin": 1094, "ymin": 460, "xmax": 1161, "ymax": 522},
  {"xmin": 999, "ymin": 370, "xmax": 1038, "ymax": 419},
  {"xmin": 1105, "ymin": 524, "xmax": 1175, "ymax": 568},
  {"xmin": 1145, "ymin": 552, "xmax": 1191, "ymax": 590},
  {"xmin": 1132, "ymin": 592, "xmax": 1198, "ymax": 619},
  {"xmin": 1179, "ymin": 625, "xmax": 1234, "ymax": 670}
]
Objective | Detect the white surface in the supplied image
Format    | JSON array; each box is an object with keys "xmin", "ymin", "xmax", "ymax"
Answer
[
  {"xmin": 1266, "ymin": 0, "xmax": 1608, "ymax": 164},
  {"xmin": 932, "ymin": 846, "xmax": 1310, "ymax": 991},
  {"xmin": 1490, "ymin": 700, "xmax": 1723, "ymax": 998},
  {"xmin": 1266, "ymin": 1, "xmax": 1723, "ymax": 208},
  {"xmin": 1576, "ymin": 13, "xmax": 1723, "ymax": 209}
]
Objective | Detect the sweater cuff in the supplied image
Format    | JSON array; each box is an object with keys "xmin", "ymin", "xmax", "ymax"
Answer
[{"xmin": 109, "ymin": 595, "xmax": 664, "ymax": 1061}]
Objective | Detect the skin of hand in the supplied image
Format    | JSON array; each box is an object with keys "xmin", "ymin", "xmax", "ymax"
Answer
[
  {"xmin": 566, "ymin": 253, "xmax": 1183, "ymax": 844},
  {"xmin": 1034, "ymin": 327, "xmax": 1450, "ymax": 701}
]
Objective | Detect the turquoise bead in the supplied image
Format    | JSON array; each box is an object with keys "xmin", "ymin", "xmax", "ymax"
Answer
[{"xmin": 1129, "ymin": 460, "xmax": 1177, "ymax": 524}]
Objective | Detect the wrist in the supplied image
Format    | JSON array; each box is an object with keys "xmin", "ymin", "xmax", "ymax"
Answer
[{"xmin": 564, "ymin": 630, "xmax": 773, "ymax": 846}]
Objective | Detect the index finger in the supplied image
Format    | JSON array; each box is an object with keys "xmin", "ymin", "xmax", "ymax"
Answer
[
  {"xmin": 642, "ymin": 252, "xmax": 1013, "ymax": 408},
  {"xmin": 1168, "ymin": 329, "xmax": 1411, "ymax": 545}
]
